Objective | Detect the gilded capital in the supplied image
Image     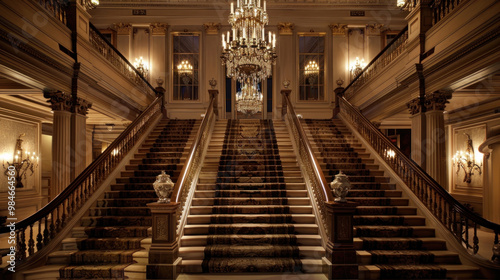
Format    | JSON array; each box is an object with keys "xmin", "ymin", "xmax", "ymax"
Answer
[
  {"xmin": 44, "ymin": 90, "xmax": 72, "ymax": 112},
  {"xmin": 114, "ymin": 23, "xmax": 132, "ymax": 35},
  {"xmin": 329, "ymin": 24, "xmax": 348, "ymax": 36},
  {"xmin": 424, "ymin": 90, "xmax": 452, "ymax": 111},
  {"xmin": 203, "ymin": 22, "xmax": 221, "ymax": 35},
  {"xmin": 366, "ymin": 23, "xmax": 384, "ymax": 36},
  {"xmin": 277, "ymin": 22, "xmax": 294, "ymax": 35},
  {"xmin": 73, "ymin": 97, "xmax": 92, "ymax": 116},
  {"xmin": 407, "ymin": 97, "xmax": 424, "ymax": 115},
  {"xmin": 150, "ymin": 23, "xmax": 169, "ymax": 35}
]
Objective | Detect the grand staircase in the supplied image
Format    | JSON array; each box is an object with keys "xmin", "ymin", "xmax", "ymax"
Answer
[
  {"xmin": 303, "ymin": 119, "xmax": 480, "ymax": 279},
  {"xmin": 32, "ymin": 119, "xmax": 198, "ymax": 280},
  {"xmin": 181, "ymin": 119, "xmax": 323, "ymax": 274}
]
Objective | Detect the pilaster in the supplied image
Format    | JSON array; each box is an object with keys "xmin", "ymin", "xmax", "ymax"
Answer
[
  {"xmin": 150, "ymin": 23, "xmax": 169, "ymax": 86},
  {"xmin": 71, "ymin": 97, "xmax": 91, "ymax": 180},
  {"xmin": 424, "ymin": 90, "xmax": 451, "ymax": 187},
  {"xmin": 114, "ymin": 23, "xmax": 133, "ymax": 60},
  {"xmin": 203, "ymin": 23, "xmax": 221, "ymax": 107},
  {"xmin": 329, "ymin": 24, "xmax": 348, "ymax": 86},
  {"xmin": 276, "ymin": 23, "xmax": 294, "ymax": 119},
  {"xmin": 365, "ymin": 24, "xmax": 384, "ymax": 61}
]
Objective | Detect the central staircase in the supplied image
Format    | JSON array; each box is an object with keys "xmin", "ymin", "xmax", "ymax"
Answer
[
  {"xmin": 181, "ymin": 119, "xmax": 323, "ymax": 274},
  {"xmin": 304, "ymin": 119, "xmax": 480, "ymax": 279}
]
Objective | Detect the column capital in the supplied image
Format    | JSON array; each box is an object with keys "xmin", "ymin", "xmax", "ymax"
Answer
[
  {"xmin": 203, "ymin": 22, "xmax": 221, "ymax": 35},
  {"xmin": 329, "ymin": 24, "xmax": 348, "ymax": 36},
  {"xmin": 366, "ymin": 23, "xmax": 384, "ymax": 36},
  {"xmin": 150, "ymin": 23, "xmax": 169, "ymax": 35},
  {"xmin": 44, "ymin": 91, "xmax": 73, "ymax": 112},
  {"xmin": 277, "ymin": 22, "xmax": 294, "ymax": 35},
  {"xmin": 114, "ymin": 23, "xmax": 132, "ymax": 35},
  {"xmin": 424, "ymin": 90, "xmax": 452, "ymax": 111},
  {"xmin": 407, "ymin": 97, "xmax": 425, "ymax": 115},
  {"xmin": 72, "ymin": 97, "xmax": 92, "ymax": 116}
]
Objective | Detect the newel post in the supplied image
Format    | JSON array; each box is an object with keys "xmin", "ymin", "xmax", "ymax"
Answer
[
  {"xmin": 333, "ymin": 86, "xmax": 344, "ymax": 118},
  {"xmin": 281, "ymin": 89, "xmax": 291, "ymax": 117},
  {"xmin": 209, "ymin": 89, "xmax": 219, "ymax": 117},
  {"xmin": 323, "ymin": 201, "xmax": 358, "ymax": 280},
  {"xmin": 146, "ymin": 202, "xmax": 181, "ymax": 279}
]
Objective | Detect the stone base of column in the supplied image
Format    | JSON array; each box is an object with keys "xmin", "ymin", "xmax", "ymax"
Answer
[
  {"xmin": 147, "ymin": 257, "xmax": 181, "ymax": 279},
  {"xmin": 323, "ymin": 256, "xmax": 358, "ymax": 280}
]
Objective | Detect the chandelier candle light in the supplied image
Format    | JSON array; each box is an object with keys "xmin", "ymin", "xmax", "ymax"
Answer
[
  {"xmin": 221, "ymin": 0, "xmax": 277, "ymax": 83},
  {"xmin": 236, "ymin": 78, "xmax": 263, "ymax": 115},
  {"xmin": 452, "ymin": 133, "xmax": 482, "ymax": 183},
  {"xmin": 305, "ymin": 60, "xmax": 319, "ymax": 84}
]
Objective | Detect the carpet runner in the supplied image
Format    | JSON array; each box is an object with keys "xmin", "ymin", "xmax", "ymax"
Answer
[
  {"xmin": 58, "ymin": 119, "xmax": 196, "ymax": 279},
  {"xmin": 304, "ymin": 119, "xmax": 464, "ymax": 279},
  {"xmin": 201, "ymin": 119, "xmax": 303, "ymax": 273}
]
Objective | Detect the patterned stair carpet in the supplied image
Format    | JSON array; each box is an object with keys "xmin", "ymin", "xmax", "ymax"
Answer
[
  {"xmin": 305, "ymin": 119, "xmax": 460, "ymax": 279},
  {"xmin": 201, "ymin": 120, "xmax": 302, "ymax": 273},
  {"xmin": 59, "ymin": 119, "xmax": 195, "ymax": 279}
]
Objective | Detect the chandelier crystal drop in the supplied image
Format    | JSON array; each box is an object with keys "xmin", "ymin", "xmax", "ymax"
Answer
[
  {"xmin": 221, "ymin": 0, "xmax": 277, "ymax": 83},
  {"xmin": 236, "ymin": 78, "xmax": 263, "ymax": 115}
]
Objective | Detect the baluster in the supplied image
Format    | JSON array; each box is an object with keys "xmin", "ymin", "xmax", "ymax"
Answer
[
  {"xmin": 17, "ymin": 229, "xmax": 26, "ymax": 261},
  {"xmin": 28, "ymin": 224, "xmax": 35, "ymax": 256},
  {"xmin": 62, "ymin": 200, "xmax": 68, "ymax": 227},
  {"xmin": 464, "ymin": 216, "xmax": 469, "ymax": 246},
  {"xmin": 44, "ymin": 215, "xmax": 50, "ymax": 244},
  {"xmin": 36, "ymin": 220, "xmax": 43, "ymax": 251}
]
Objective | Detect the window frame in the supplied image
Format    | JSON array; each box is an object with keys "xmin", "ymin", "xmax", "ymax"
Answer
[{"xmin": 170, "ymin": 32, "xmax": 202, "ymax": 103}]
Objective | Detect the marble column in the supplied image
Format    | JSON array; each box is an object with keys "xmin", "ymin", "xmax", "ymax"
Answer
[
  {"xmin": 479, "ymin": 135, "xmax": 500, "ymax": 224},
  {"xmin": 44, "ymin": 91, "xmax": 73, "ymax": 196},
  {"xmin": 407, "ymin": 97, "xmax": 426, "ymax": 168},
  {"xmin": 71, "ymin": 97, "xmax": 92, "ymax": 180},
  {"xmin": 424, "ymin": 90, "xmax": 451, "ymax": 187}
]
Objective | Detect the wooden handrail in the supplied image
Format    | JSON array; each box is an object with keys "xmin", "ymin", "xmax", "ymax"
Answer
[
  {"xmin": 282, "ymin": 92, "xmax": 334, "ymax": 202},
  {"xmin": 171, "ymin": 92, "xmax": 217, "ymax": 203},
  {"xmin": 0, "ymin": 96, "xmax": 163, "ymax": 263},
  {"xmin": 338, "ymin": 96, "xmax": 500, "ymax": 258}
]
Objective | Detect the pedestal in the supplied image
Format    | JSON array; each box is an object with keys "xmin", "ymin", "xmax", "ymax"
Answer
[
  {"xmin": 323, "ymin": 201, "xmax": 358, "ymax": 280},
  {"xmin": 147, "ymin": 202, "xmax": 181, "ymax": 279}
]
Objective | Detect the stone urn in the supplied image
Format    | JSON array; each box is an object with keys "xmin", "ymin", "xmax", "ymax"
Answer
[
  {"xmin": 330, "ymin": 171, "xmax": 351, "ymax": 203},
  {"xmin": 153, "ymin": 170, "xmax": 174, "ymax": 203}
]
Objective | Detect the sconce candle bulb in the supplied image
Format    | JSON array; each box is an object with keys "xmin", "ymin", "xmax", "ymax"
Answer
[{"xmin": 452, "ymin": 133, "xmax": 482, "ymax": 183}]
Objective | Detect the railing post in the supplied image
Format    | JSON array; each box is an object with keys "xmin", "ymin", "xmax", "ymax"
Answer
[
  {"xmin": 209, "ymin": 89, "xmax": 219, "ymax": 117},
  {"xmin": 146, "ymin": 202, "xmax": 181, "ymax": 279},
  {"xmin": 333, "ymin": 86, "xmax": 344, "ymax": 118},
  {"xmin": 281, "ymin": 89, "xmax": 291, "ymax": 117},
  {"xmin": 155, "ymin": 85, "xmax": 167, "ymax": 118},
  {"xmin": 323, "ymin": 201, "xmax": 358, "ymax": 280}
]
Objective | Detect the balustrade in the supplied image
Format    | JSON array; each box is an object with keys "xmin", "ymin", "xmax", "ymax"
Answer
[
  {"xmin": 0, "ymin": 95, "xmax": 163, "ymax": 264},
  {"xmin": 338, "ymin": 96, "xmax": 500, "ymax": 260}
]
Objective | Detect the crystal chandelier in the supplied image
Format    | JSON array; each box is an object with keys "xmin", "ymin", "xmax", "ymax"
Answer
[
  {"xmin": 304, "ymin": 60, "xmax": 319, "ymax": 84},
  {"xmin": 177, "ymin": 60, "xmax": 193, "ymax": 84},
  {"xmin": 236, "ymin": 78, "xmax": 263, "ymax": 115},
  {"xmin": 221, "ymin": 0, "xmax": 277, "ymax": 83}
]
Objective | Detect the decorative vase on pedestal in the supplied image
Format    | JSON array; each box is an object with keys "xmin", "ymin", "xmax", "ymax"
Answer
[
  {"xmin": 153, "ymin": 170, "xmax": 174, "ymax": 203},
  {"xmin": 330, "ymin": 171, "xmax": 351, "ymax": 202}
]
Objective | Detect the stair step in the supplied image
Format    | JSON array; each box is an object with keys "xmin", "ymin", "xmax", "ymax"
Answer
[
  {"xmin": 354, "ymin": 237, "xmax": 448, "ymax": 250},
  {"xmin": 186, "ymin": 214, "xmax": 316, "ymax": 224},
  {"xmin": 191, "ymin": 197, "xmax": 311, "ymax": 206},
  {"xmin": 181, "ymin": 234, "xmax": 322, "ymax": 247},
  {"xmin": 183, "ymin": 223, "xmax": 319, "ymax": 235},
  {"xmin": 189, "ymin": 205, "xmax": 313, "ymax": 214}
]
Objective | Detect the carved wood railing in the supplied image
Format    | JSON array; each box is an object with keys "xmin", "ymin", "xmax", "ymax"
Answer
[
  {"xmin": 344, "ymin": 26, "xmax": 408, "ymax": 100},
  {"xmin": 172, "ymin": 90, "xmax": 218, "ymax": 234},
  {"xmin": 281, "ymin": 90, "xmax": 334, "ymax": 239},
  {"xmin": 37, "ymin": 0, "xmax": 67, "ymax": 25},
  {"xmin": 338, "ymin": 96, "xmax": 500, "ymax": 260},
  {"xmin": 89, "ymin": 23, "xmax": 156, "ymax": 97},
  {"xmin": 0, "ymin": 95, "xmax": 163, "ymax": 264}
]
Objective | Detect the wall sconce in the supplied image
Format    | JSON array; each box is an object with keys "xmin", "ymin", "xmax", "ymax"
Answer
[
  {"xmin": 2, "ymin": 134, "xmax": 38, "ymax": 189},
  {"xmin": 177, "ymin": 60, "xmax": 193, "ymax": 85},
  {"xmin": 452, "ymin": 133, "xmax": 482, "ymax": 183},
  {"xmin": 133, "ymin": 57, "xmax": 149, "ymax": 80},
  {"xmin": 349, "ymin": 57, "xmax": 367, "ymax": 78},
  {"xmin": 304, "ymin": 60, "xmax": 319, "ymax": 85}
]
